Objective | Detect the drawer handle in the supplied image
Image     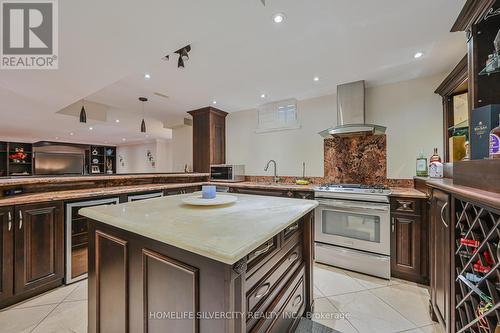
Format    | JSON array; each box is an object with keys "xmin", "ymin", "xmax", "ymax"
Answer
[
  {"xmin": 288, "ymin": 251, "xmax": 299, "ymax": 262},
  {"xmin": 253, "ymin": 243, "xmax": 273, "ymax": 257},
  {"xmin": 18, "ymin": 211, "xmax": 23, "ymax": 230},
  {"xmin": 255, "ymin": 283, "xmax": 271, "ymax": 299},
  {"xmin": 7, "ymin": 211, "xmax": 12, "ymax": 231},
  {"xmin": 287, "ymin": 223, "xmax": 299, "ymax": 232},
  {"xmin": 292, "ymin": 294, "xmax": 302, "ymax": 307},
  {"xmin": 401, "ymin": 202, "xmax": 411, "ymax": 209}
]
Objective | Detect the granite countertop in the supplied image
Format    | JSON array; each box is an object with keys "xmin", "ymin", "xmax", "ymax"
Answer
[
  {"xmin": 0, "ymin": 173, "xmax": 209, "ymax": 186},
  {"xmin": 389, "ymin": 187, "xmax": 427, "ymax": 199},
  {"xmin": 426, "ymin": 178, "xmax": 500, "ymax": 208},
  {"xmin": 0, "ymin": 182, "xmax": 205, "ymax": 207},
  {"xmin": 79, "ymin": 193, "xmax": 318, "ymax": 265},
  {"xmin": 209, "ymin": 181, "xmax": 315, "ymax": 191}
]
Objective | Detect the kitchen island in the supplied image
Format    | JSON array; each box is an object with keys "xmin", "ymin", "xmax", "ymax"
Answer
[{"xmin": 80, "ymin": 192, "xmax": 317, "ymax": 333}]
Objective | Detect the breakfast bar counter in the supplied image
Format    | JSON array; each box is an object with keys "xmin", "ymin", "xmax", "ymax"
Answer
[{"xmin": 80, "ymin": 193, "xmax": 317, "ymax": 333}]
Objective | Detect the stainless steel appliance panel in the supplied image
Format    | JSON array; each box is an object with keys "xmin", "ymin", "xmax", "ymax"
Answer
[
  {"xmin": 65, "ymin": 198, "xmax": 119, "ymax": 284},
  {"xmin": 315, "ymin": 198, "xmax": 390, "ymax": 255},
  {"xmin": 35, "ymin": 152, "xmax": 84, "ymax": 175},
  {"xmin": 315, "ymin": 243, "xmax": 390, "ymax": 279},
  {"xmin": 210, "ymin": 164, "xmax": 245, "ymax": 182}
]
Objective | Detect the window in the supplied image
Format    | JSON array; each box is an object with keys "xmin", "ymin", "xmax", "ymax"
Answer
[{"xmin": 256, "ymin": 98, "xmax": 300, "ymax": 133}]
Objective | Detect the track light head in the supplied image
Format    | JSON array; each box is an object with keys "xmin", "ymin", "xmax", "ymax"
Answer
[
  {"xmin": 177, "ymin": 56, "xmax": 185, "ymax": 68},
  {"xmin": 79, "ymin": 105, "xmax": 87, "ymax": 123}
]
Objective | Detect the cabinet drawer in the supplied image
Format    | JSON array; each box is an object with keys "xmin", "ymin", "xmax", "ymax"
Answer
[
  {"xmin": 391, "ymin": 198, "xmax": 421, "ymax": 215},
  {"xmin": 247, "ymin": 243, "xmax": 302, "ymax": 314},
  {"xmin": 246, "ymin": 229, "xmax": 301, "ymax": 290},
  {"xmin": 247, "ymin": 236, "xmax": 280, "ymax": 273},
  {"xmin": 249, "ymin": 264, "xmax": 306, "ymax": 333}
]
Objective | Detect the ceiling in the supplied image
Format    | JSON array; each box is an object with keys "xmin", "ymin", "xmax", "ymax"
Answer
[{"xmin": 0, "ymin": 0, "xmax": 467, "ymax": 145}]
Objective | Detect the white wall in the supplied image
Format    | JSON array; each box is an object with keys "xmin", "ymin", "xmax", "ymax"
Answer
[
  {"xmin": 226, "ymin": 73, "xmax": 445, "ymax": 179},
  {"xmin": 171, "ymin": 125, "xmax": 193, "ymax": 172},
  {"xmin": 365, "ymin": 74, "xmax": 445, "ymax": 179},
  {"xmin": 116, "ymin": 139, "xmax": 173, "ymax": 173},
  {"xmin": 227, "ymin": 94, "xmax": 335, "ymax": 177}
]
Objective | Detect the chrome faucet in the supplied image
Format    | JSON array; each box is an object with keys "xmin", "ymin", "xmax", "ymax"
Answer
[{"xmin": 264, "ymin": 160, "xmax": 279, "ymax": 183}]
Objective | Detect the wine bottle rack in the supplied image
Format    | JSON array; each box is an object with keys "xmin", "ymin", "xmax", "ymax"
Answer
[{"xmin": 454, "ymin": 198, "xmax": 500, "ymax": 333}]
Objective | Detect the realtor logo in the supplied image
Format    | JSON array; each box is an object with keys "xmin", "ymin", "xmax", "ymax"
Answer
[{"xmin": 1, "ymin": 0, "xmax": 58, "ymax": 69}]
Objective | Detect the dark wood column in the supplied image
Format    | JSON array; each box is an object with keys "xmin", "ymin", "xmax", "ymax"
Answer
[{"xmin": 187, "ymin": 107, "xmax": 228, "ymax": 173}]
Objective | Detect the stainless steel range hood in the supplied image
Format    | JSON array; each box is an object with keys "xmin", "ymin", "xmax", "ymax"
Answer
[{"xmin": 319, "ymin": 80, "xmax": 386, "ymax": 137}]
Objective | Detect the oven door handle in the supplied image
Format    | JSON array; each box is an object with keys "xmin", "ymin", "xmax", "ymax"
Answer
[{"xmin": 316, "ymin": 199, "xmax": 389, "ymax": 212}]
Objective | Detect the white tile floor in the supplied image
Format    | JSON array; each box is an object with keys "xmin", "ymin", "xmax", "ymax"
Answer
[
  {"xmin": 0, "ymin": 265, "xmax": 445, "ymax": 333},
  {"xmin": 312, "ymin": 263, "xmax": 445, "ymax": 333}
]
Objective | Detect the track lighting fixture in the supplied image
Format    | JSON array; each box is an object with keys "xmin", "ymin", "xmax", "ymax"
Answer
[
  {"xmin": 174, "ymin": 45, "xmax": 191, "ymax": 68},
  {"xmin": 139, "ymin": 97, "xmax": 148, "ymax": 133},
  {"xmin": 79, "ymin": 100, "xmax": 87, "ymax": 123}
]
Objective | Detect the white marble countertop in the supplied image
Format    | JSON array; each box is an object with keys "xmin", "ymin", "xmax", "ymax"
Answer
[{"xmin": 79, "ymin": 192, "xmax": 318, "ymax": 265}]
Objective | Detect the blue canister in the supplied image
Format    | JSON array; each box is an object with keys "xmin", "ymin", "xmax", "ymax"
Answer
[{"xmin": 202, "ymin": 185, "xmax": 216, "ymax": 199}]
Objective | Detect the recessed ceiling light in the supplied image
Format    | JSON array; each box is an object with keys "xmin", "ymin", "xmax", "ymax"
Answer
[
  {"xmin": 55, "ymin": 137, "xmax": 59, "ymax": 140},
  {"xmin": 122, "ymin": 138, "xmax": 126, "ymax": 141},
  {"xmin": 115, "ymin": 119, "xmax": 120, "ymax": 123},
  {"xmin": 212, "ymin": 100, "xmax": 217, "ymax": 105},
  {"xmin": 89, "ymin": 127, "xmax": 93, "ymax": 131},
  {"xmin": 70, "ymin": 132, "xmax": 74, "ymax": 136},
  {"xmin": 144, "ymin": 73, "xmax": 151, "ymax": 79},
  {"xmin": 273, "ymin": 13, "xmax": 285, "ymax": 23},
  {"xmin": 260, "ymin": 93, "xmax": 266, "ymax": 98},
  {"xmin": 313, "ymin": 76, "xmax": 320, "ymax": 82},
  {"xmin": 414, "ymin": 52, "xmax": 423, "ymax": 59}
]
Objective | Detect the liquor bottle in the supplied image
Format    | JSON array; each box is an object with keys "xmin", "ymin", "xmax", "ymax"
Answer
[
  {"xmin": 416, "ymin": 151, "xmax": 428, "ymax": 177},
  {"xmin": 489, "ymin": 114, "xmax": 500, "ymax": 159},
  {"xmin": 429, "ymin": 148, "xmax": 443, "ymax": 178},
  {"xmin": 429, "ymin": 148, "xmax": 441, "ymax": 163}
]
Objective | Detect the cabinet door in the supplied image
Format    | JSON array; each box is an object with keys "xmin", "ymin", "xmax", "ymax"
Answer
[
  {"xmin": 0, "ymin": 207, "xmax": 14, "ymax": 303},
  {"xmin": 14, "ymin": 202, "xmax": 64, "ymax": 294},
  {"xmin": 430, "ymin": 190, "xmax": 451, "ymax": 332},
  {"xmin": 390, "ymin": 214, "xmax": 421, "ymax": 280}
]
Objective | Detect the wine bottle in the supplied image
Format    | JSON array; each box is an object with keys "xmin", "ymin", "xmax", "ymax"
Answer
[{"xmin": 489, "ymin": 114, "xmax": 500, "ymax": 159}]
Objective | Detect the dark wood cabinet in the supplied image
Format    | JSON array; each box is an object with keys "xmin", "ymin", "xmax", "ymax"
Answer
[
  {"xmin": 391, "ymin": 214, "xmax": 422, "ymax": 280},
  {"xmin": 429, "ymin": 189, "xmax": 451, "ymax": 332},
  {"xmin": 14, "ymin": 202, "xmax": 64, "ymax": 294},
  {"xmin": 0, "ymin": 202, "xmax": 64, "ymax": 309},
  {"xmin": 188, "ymin": 107, "xmax": 228, "ymax": 173},
  {"xmin": 390, "ymin": 197, "xmax": 429, "ymax": 284},
  {"xmin": 0, "ymin": 207, "xmax": 14, "ymax": 303}
]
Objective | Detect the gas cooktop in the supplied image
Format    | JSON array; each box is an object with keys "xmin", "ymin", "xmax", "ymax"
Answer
[
  {"xmin": 315, "ymin": 183, "xmax": 391, "ymax": 194},
  {"xmin": 314, "ymin": 183, "xmax": 391, "ymax": 202}
]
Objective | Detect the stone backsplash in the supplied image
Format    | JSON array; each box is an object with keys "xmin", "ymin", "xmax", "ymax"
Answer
[
  {"xmin": 246, "ymin": 134, "xmax": 415, "ymax": 187},
  {"xmin": 323, "ymin": 134, "xmax": 387, "ymax": 185}
]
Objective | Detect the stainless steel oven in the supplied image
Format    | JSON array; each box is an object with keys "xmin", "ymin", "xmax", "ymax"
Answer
[{"xmin": 314, "ymin": 196, "xmax": 391, "ymax": 278}]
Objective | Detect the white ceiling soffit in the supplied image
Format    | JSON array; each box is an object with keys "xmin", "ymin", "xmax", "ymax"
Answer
[
  {"xmin": 0, "ymin": 0, "xmax": 467, "ymax": 144},
  {"xmin": 57, "ymin": 100, "xmax": 110, "ymax": 122}
]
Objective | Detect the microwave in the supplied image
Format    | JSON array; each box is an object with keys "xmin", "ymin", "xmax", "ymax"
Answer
[{"xmin": 210, "ymin": 164, "xmax": 245, "ymax": 182}]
